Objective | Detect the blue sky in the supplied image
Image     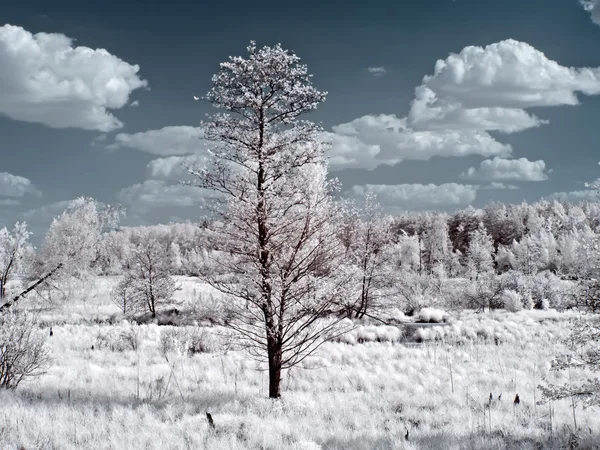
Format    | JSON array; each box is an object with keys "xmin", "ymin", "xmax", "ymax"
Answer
[{"xmin": 2, "ymin": 0, "xmax": 600, "ymax": 240}]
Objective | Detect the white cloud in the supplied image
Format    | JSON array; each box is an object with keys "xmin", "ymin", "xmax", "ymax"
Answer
[
  {"xmin": 146, "ymin": 155, "xmax": 206, "ymax": 180},
  {"xmin": 328, "ymin": 39, "xmax": 600, "ymax": 173},
  {"xmin": 0, "ymin": 24, "xmax": 147, "ymax": 131},
  {"xmin": 348, "ymin": 183, "xmax": 478, "ymax": 209},
  {"xmin": 327, "ymin": 114, "xmax": 511, "ymax": 170},
  {"xmin": 460, "ymin": 157, "xmax": 548, "ymax": 181},
  {"xmin": 481, "ymin": 182, "xmax": 519, "ymax": 190},
  {"xmin": 110, "ymin": 126, "xmax": 205, "ymax": 155},
  {"xmin": 548, "ymin": 190, "xmax": 600, "ymax": 202},
  {"xmin": 0, "ymin": 172, "xmax": 41, "ymax": 198},
  {"xmin": 367, "ymin": 66, "xmax": 386, "ymax": 76},
  {"xmin": 408, "ymin": 39, "xmax": 600, "ymax": 132},
  {"xmin": 581, "ymin": 0, "xmax": 600, "ymax": 25},
  {"xmin": 116, "ymin": 180, "xmax": 213, "ymax": 213}
]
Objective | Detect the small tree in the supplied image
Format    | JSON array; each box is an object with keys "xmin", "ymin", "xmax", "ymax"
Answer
[
  {"xmin": 465, "ymin": 223, "xmax": 495, "ymax": 280},
  {"xmin": 541, "ymin": 316, "xmax": 600, "ymax": 409},
  {"xmin": 113, "ymin": 231, "xmax": 178, "ymax": 318},
  {"xmin": 0, "ymin": 308, "xmax": 51, "ymax": 389},
  {"xmin": 189, "ymin": 41, "xmax": 350, "ymax": 398}
]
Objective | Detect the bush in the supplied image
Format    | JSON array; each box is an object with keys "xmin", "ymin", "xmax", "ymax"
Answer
[
  {"xmin": 501, "ymin": 289, "xmax": 522, "ymax": 312},
  {"xmin": 415, "ymin": 308, "xmax": 448, "ymax": 323},
  {"xmin": 0, "ymin": 309, "xmax": 51, "ymax": 389}
]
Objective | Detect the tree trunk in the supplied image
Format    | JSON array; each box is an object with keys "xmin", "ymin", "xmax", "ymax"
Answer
[
  {"xmin": 267, "ymin": 335, "xmax": 282, "ymax": 399},
  {"xmin": 0, "ymin": 263, "xmax": 63, "ymax": 312}
]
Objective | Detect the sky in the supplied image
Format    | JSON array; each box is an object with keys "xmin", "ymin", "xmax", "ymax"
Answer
[{"xmin": 2, "ymin": 0, "xmax": 600, "ymax": 242}]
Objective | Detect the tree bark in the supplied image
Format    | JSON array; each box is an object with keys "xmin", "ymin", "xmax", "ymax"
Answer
[{"xmin": 267, "ymin": 335, "xmax": 282, "ymax": 398}]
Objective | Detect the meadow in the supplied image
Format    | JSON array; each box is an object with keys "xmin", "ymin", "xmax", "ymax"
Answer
[{"xmin": 1, "ymin": 277, "xmax": 599, "ymax": 450}]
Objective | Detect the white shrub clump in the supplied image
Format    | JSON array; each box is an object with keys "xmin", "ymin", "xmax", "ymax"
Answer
[{"xmin": 501, "ymin": 289, "xmax": 523, "ymax": 312}]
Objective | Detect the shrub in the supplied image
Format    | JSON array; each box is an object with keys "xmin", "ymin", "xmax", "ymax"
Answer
[
  {"xmin": 0, "ymin": 309, "xmax": 51, "ymax": 389},
  {"xmin": 415, "ymin": 308, "xmax": 448, "ymax": 323},
  {"xmin": 501, "ymin": 289, "xmax": 522, "ymax": 312}
]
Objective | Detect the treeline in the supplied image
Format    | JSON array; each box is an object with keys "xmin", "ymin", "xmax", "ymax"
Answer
[{"xmin": 94, "ymin": 198, "xmax": 600, "ymax": 281}]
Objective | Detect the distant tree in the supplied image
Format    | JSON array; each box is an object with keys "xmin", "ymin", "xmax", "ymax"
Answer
[
  {"xmin": 465, "ymin": 223, "xmax": 495, "ymax": 280},
  {"xmin": 421, "ymin": 213, "xmax": 451, "ymax": 275},
  {"xmin": 0, "ymin": 222, "xmax": 33, "ymax": 300},
  {"xmin": 448, "ymin": 207, "xmax": 482, "ymax": 255},
  {"xmin": 188, "ymin": 41, "xmax": 350, "ymax": 398},
  {"xmin": 113, "ymin": 230, "xmax": 178, "ymax": 318}
]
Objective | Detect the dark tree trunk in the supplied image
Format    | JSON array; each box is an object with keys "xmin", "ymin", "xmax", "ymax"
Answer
[{"xmin": 267, "ymin": 335, "xmax": 282, "ymax": 399}]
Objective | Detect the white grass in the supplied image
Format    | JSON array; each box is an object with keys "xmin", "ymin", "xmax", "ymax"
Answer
[{"xmin": 1, "ymin": 277, "xmax": 599, "ymax": 449}]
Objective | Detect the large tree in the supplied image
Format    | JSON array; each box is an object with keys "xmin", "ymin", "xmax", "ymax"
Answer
[{"xmin": 189, "ymin": 41, "xmax": 348, "ymax": 398}]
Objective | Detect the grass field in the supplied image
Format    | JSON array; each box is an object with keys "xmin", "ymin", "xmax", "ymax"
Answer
[{"xmin": 1, "ymin": 277, "xmax": 599, "ymax": 450}]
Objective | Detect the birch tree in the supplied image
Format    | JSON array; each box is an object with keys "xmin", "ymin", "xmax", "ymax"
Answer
[
  {"xmin": 189, "ymin": 41, "xmax": 349, "ymax": 398},
  {"xmin": 0, "ymin": 222, "xmax": 33, "ymax": 300}
]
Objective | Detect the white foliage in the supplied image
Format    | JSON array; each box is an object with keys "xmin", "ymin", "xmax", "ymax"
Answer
[{"xmin": 0, "ymin": 222, "xmax": 33, "ymax": 299}]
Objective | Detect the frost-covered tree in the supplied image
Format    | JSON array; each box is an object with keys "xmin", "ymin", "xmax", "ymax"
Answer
[
  {"xmin": 340, "ymin": 193, "xmax": 393, "ymax": 319},
  {"xmin": 1, "ymin": 197, "xmax": 108, "ymax": 310},
  {"xmin": 465, "ymin": 223, "xmax": 495, "ymax": 280},
  {"xmin": 113, "ymin": 230, "xmax": 178, "ymax": 318},
  {"xmin": 189, "ymin": 41, "xmax": 349, "ymax": 398},
  {"xmin": 541, "ymin": 316, "xmax": 600, "ymax": 408},
  {"xmin": 391, "ymin": 232, "xmax": 420, "ymax": 273},
  {"xmin": 0, "ymin": 222, "xmax": 33, "ymax": 300},
  {"xmin": 421, "ymin": 213, "xmax": 451, "ymax": 274}
]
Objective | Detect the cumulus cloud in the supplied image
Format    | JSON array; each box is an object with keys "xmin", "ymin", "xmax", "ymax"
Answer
[
  {"xmin": 367, "ymin": 67, "xmax": 386, "ymax": 76},
  {"xmin": 408, "ymin": 39, "xmax": 600, "ymax": 132},
  {"xmin": 581, "ymin": 0, "xmax": 600, "ymax": 25},
  {"xmin": 327, "ymin": 114, "xmax": 511, "ymax": 170},
  {"xmin": 0, "ymin": 172, "xmax": 41, "ymax": 198},
  {"xmin": 347, "ymin": 183, "xmax": 478, "ymax": 209},
  {"xmin": 0, "ymin": 24, "xmax": 147, "ymax": 131},
  {"xmin": 146, "ymin": 155, "xmax": 206, "ymax": 180},
  {"xmin": 110, "ymin": 126, "xmax": 205, "ymax": 155},
  {"xmin": 328, "ymin": 39, "xmax": 600, "ymax": 171},
  {"xmin": 460, "ymin": 157, "xmax": 548, "ymax": 181},
  {"xmin": 116, "ymin": 180, "xmax": 214, "ymax": 214}
]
